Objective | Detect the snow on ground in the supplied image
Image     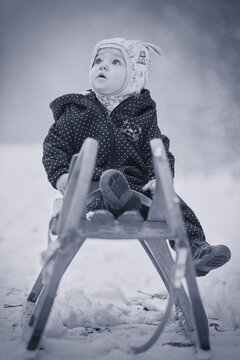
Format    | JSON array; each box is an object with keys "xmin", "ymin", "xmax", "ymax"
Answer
[{"xmin": 0, "ymin": 144, "xmax": 239, "ymax": 360}]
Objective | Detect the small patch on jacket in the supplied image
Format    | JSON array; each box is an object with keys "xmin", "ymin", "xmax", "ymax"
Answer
[{"xmin": 120, "ymin": 120, "xmax": 142, "ymax": 142}]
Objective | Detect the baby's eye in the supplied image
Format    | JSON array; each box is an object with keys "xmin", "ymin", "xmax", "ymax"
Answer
[
  {"xmin": 94, "ymin": 58, "xmax": 102, "ymax": 65},
  {"xmin": 112, "ymin": 59, "xmax": 121, "ymax": 65}
]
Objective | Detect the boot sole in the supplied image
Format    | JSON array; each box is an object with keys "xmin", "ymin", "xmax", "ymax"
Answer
[
  {"xmin": 100, "ymin": 170, "xmax": 133, "ymax": 209},
  {"xmin": 194, "ymin": 245, "xmax": 231, "ymax": 275}
]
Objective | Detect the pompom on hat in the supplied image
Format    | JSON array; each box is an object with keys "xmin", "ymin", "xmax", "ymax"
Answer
[{"xmin": 89, "ymin": 37, "xmax": 163, "ymax": 112}]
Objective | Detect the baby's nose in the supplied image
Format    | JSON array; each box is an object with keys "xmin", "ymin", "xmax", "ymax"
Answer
[{"xmin": 99, "ymin": 63, "xmax": 108, "ymax": 71}]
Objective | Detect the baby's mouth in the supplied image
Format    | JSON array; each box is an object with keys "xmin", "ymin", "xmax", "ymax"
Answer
[{"xmin": 97, "ymin": 73, "xmax": 107, "ymax": 79}]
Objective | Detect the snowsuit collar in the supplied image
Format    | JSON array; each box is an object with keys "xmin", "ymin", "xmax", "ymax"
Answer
[{"xmin": 49, "ymin": 89, "xmax": 156, "ymax": 122}]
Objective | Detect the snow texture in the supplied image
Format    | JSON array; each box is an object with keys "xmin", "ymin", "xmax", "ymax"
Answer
[{"xmin": 0, "ymin": 145, "xmax": 239, "ymax": 360}]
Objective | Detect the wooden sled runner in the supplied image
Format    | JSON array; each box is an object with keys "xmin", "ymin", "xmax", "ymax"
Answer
[{"xmin": 22, "ymin": 137, "xmax": 211, "ymax": 357}]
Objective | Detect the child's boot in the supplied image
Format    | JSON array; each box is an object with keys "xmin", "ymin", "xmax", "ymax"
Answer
[
  {"xmin": 192, "ymin": 241, "xmax": 231, "ymax": 276},
  {"xmin": 99, "ymin": 169, "xmax": 140, "ymax": 218}
]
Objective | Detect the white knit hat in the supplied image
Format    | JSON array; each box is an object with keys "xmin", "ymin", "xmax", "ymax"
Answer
[{"xmin": 90, "ymin": 37, "xmax": 163, "ymax": 112}]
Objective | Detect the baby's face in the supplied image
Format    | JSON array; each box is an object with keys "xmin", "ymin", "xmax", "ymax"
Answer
[{"xmin": 89, "ymin": 47, "xmax": 127, "ymax": 95}]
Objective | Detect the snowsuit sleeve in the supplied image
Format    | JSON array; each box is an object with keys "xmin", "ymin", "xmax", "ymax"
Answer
[
  {"xmin": 142, "ymin": 115, "xmax": 175, "ymax": 182},
  {"xmin": 42, "ymin": 105, "xmax": 74, "ymax": 188}
]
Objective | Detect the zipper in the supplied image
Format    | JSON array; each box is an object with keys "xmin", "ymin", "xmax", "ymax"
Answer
[
  {"xmin": 106, "ymin": 114, "xmax": 115, "ymax": 168},
  {"xmin": 94, "ymin": 98, "xmax": 116, "ymax": 168}
]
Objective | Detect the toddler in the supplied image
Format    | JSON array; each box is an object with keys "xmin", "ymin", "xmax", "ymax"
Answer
[{"xmin": 43, "ymin": 37, "xmax": 231, "ymax": 276}]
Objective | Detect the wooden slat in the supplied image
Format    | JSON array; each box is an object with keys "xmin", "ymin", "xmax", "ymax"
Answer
[
  {"xmin": 75, "ymin": 218, "xmax": 172, "ymax": 239},
  {"xmin": 149, "ymin": 139, "xmax": 186, "ymax": 241},
  {"xmin": 56, "ymin": 138, "xmax": 98, "ymax": 235}
]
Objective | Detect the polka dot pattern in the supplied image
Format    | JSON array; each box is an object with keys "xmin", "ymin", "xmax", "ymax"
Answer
[
  {"xmin": 43, "ymin": 89, "xmax": 174, "ymax": 191},
  {"xmin": 42, "ymin": 89, "xmax": 206, "ymax": 245}
]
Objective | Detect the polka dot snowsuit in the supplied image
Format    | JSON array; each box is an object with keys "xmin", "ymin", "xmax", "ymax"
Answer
[{"xmin": 42, "ymin": 89, "xmax": 206, "ymax": 251}]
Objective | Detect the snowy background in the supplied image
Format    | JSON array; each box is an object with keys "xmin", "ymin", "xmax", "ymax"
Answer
[{"xmin": 0, "ymin": 0, "xmax": 240, "ymax": 359}]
